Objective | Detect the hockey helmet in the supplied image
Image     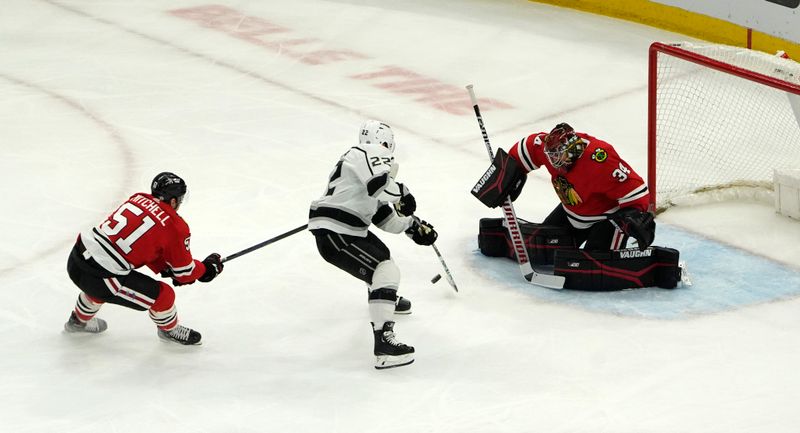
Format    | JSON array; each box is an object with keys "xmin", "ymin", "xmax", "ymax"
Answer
[
  {"xmin": 359, "ymin": 120, "xmax": 395, "ymax": 153},
  {"xmin": 544, "ymin": 123, "xmax": 586, "ymax": 169},
  {"xmin": 151, "ymin": 172, "xmax": 188, "ymax": 206}
]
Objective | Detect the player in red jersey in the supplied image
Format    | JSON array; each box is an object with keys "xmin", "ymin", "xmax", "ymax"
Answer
[
  {"xmin": 478, "ymin": 123, "xmax": 655, "ymax": 251},
  {"xmin": 63, "ymin": 172, "xmax": 224, "ymax": 345}
]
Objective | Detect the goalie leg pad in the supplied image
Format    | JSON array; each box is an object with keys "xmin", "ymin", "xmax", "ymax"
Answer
[
  {"xmin": 478, "ymin": 218, "xmax": 576, "ymax": 265},
  {"xmin": 553, "ymin": 246, "xmax": 681, "ymax": 291}
]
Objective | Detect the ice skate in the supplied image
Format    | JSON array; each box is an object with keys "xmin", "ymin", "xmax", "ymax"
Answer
[
  {"xmin": 394, "ymin": 296, "xmax": 411, "ymax": 315},
  {"xmin": 157, "ymin": 325, "xmax": 202, "ymax": 346},
  {"xmin": 373, "ymin": 321, "xmax": 414, "ymax": 369},
  {"xmin": 64, "ymin": 311, "xmax": 107, "ymax": 334}
]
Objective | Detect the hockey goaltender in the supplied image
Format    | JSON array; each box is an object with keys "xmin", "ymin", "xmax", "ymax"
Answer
[{"xmin": 472, "ymin": 122, "xmax": 682, "ymax": 291}]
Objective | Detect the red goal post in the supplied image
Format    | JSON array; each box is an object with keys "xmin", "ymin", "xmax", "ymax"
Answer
[{"xmin": 648, "ymin": 42, "xmax": 800, "ymax": 213}]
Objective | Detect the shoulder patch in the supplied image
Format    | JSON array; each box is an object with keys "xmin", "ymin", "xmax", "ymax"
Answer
[{"xmin": 591, "ymin": 148, "xmax": 608, "ymax": 163}]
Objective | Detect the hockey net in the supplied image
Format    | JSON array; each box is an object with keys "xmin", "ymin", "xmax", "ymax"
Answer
[{"xmin": 649, "ymin": 42, "xmax": 800, "ymax": 213}]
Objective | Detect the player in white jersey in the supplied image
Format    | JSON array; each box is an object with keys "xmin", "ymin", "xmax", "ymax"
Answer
[{"xmin": 309, "ymin": 120, "xmax": 437, "ymax": 369}]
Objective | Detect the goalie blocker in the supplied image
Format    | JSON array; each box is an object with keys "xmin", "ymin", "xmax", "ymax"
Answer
[
  {"xmin": 478, "ymin": 218, "xmax": 681, "ymax": 290},
  {"xmin": 471, "ymin": 148, "xmax": 527, "ymax": 208}
]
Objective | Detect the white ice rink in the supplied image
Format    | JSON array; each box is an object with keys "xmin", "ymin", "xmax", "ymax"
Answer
[{"xmin": 3, "ymin": 1, "xmax": 800, "ymax": 432}]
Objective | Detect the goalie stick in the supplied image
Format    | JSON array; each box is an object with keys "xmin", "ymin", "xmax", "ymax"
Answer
[
  {"xmin": 221, "ymin": 224, "xmax": 308, "ymax": 263},
  {"xmin": 466, "ymin": 84, "xmax": 566, "ymax": 289}
]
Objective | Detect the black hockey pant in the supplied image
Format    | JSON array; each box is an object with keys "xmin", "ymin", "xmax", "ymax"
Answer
[
  {"xmin": 312, "ymin": 229, "xmax": 391, "ymax": 285},
  {"xmin": 543, "ymin": 205, "xmax": 628, "ymax": 250},
  {"xmin": 67, "ymin": 239, "xmax": 162, "ymax": 312}
]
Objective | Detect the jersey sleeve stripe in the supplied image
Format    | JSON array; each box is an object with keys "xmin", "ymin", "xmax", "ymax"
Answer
[
  {"xmin": 169, "ymin": 262, "xmax": 196, "ymax": 277},
  {"xmin": 518, "ymin": 136, "xmax": 537, "ymax": 172},
  {"xmin": 367, "ymin": 172, "xmax": 389, "ymax": 197},
  {"xmin": 618, "ymin": 184, "xmax": 649, "ymax": 204},
  {"xmin": 371, "ymin": 204, "xmax": 395, "ymax": 226}
]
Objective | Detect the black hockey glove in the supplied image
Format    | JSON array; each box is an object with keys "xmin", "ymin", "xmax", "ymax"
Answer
[
  {"xmin": 405, "ymin": 217, "xmax": 438, "ymax": 246},
  {"xmin": 471, "ymin": 148, "xmax": 527, "ymax": 208},
  {"xmin": 198, "ymin": 253, "xmax": 224, "ymax": 283},
  {"xmin": 507, "ymin": 172, "xmax": 526, "ymax": 203},
  {"xmin": 612, "ymin": 208, "xmax": 656, "ymax": 249},
  {"xmin": 394, "ymin": 183, "xmax": 417, "ymax": 216}
]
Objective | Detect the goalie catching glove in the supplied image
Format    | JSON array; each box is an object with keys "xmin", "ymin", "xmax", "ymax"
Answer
[
  {"xmin": 611, "ymin": 208, "xmax": 656, "ymax": 249},
  {"xmin": 405, "ymin": 217, "xmax": 438, "ymax": 246},
  {"xmin": 471, "ymin": 148, "xmax": 527, "ymax": 208}
]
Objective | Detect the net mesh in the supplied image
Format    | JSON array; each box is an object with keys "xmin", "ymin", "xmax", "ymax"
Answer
[{"xmin": 653, "ymin": 42, "xmax": 800, "ymax": 212}]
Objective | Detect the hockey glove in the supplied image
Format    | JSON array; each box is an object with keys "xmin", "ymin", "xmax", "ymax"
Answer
[
  {"xmin": 507, "ymin": 173, "xmax": 526, "ymax": 203},
  {"xmin": 394, "ymin": 183, "xmax": 417, "ymax": 216},
  {"xmin": 612, "ymin": 208, "xmax": 656, "ymax": 249},
  {"xmin": 405, "ymin": 217, "xmax": 438, "ymax": 246},
  {"xmin": 198, "ymin": 253, "xmax": 224, "ymax": 283},
  {"xmin": 471, "ymin": 148, "xmax": 527, "ymax": 208}
]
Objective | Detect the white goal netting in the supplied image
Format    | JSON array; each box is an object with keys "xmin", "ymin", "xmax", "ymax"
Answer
[{"xmin": 650, "ymin": 42, "xmax": 800, "ymax": 212}]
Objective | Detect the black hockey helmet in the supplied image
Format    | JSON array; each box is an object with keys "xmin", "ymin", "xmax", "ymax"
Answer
[{"xmin": 151, "ymin": 172, "xmax": 187, "ymax": 204}]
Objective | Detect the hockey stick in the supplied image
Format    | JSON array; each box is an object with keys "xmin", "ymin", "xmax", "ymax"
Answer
[
  {"xmin": 221, "ymin": 224, "xmax": 308, "ymax": 263},
  {"xmin": 466, "ymin": 84, "xmax": 565, "ymax": 289},
  {"xmin": 431, "ymin": 243, "xmax": 459, "ymax": 292}
]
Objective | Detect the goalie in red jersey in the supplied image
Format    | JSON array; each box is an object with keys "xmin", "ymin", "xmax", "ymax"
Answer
[
  {"xmin": 63, "ymin": 172, "xmax": 224, "ymax": 345},
  {"xmin": 475, "ymin": 122, "xmax": 655, "ymax": 251},
  {"xmin": 471, "ymin": 123, "xmax": 681, "ymax": 290},
  {"xmin": 508, "ymin": 122, "xmax": 654, "ymax": 250},
  {"xmin": 474, "ymin": 123, "xmax": 655, "ymax": 250}
]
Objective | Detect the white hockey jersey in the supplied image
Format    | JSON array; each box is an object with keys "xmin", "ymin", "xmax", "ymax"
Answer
[{"xmin": 309, "ymin": 143, "xmax": 412, "ymax": 237}]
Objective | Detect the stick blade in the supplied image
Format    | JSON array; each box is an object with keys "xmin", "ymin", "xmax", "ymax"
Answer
[
  {"xmin": 445, "ymin": 274, "xmax": 459, "ymax": 292},
  {"xmin": 524, "ymin": 272, "xmax": 566, "ymax": 290}
]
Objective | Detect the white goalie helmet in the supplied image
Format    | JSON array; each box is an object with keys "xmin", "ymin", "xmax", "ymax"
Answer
[{"xmin": 359, "ymin": 119, "xmax": 395, "ymax": 153}]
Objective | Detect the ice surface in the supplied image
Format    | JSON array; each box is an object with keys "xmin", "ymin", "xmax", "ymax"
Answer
[{"xmin": 2, "ymin": 1, "xmax": 800, "ymax": 432}]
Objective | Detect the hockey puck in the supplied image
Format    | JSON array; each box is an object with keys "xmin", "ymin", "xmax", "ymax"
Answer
[{"xmin": 431, "ymin": 274, "xmax": 442, "ymax": 284}]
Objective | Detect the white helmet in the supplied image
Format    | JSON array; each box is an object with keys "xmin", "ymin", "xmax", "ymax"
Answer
[{"xmin": 359, "ymin": 120, "xmax": 395, "ymax": 153}]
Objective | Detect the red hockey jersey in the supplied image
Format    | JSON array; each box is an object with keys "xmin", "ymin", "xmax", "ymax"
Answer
[
  {"xmin": 81, "ymin": 192, "xmax": 207, "ymax": 283},
  {"xmin": 508, "ymin": 131, "xmax": 649, "ymax": 229}
]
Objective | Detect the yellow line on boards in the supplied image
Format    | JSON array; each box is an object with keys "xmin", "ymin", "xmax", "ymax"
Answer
[{"xmin": 529, "ymin": 0, "xmax": 800, "ymax": 59}]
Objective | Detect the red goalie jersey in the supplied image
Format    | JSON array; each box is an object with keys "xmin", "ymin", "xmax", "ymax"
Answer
[{"xmin": 508, "ymin": 131, "xmax": 649, "ymax": 229}]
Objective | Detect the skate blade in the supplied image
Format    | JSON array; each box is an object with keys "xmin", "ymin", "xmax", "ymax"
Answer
[
  {"xmin": 157, "ymin": 334, "xmax": 203, "ymax": 346},
  {"xmin": 374, "ymin": 353, "xmax": 414, "ymax": 370},
  {"xmin": 63, "ymin": 322, "xmax": 107, "ymax": 334},
  {"xmin": 63, "ymin": 327, "xmax": 105, "ymax": 335},
  {"xmin": 158, "ymin": 338, "xmax": 203, "ymax": 346}
]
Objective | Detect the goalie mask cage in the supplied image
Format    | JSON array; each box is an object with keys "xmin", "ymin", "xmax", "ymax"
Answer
[{"xmin": 648, "ymin": 42, "xmax": 800, "ymax": 212}]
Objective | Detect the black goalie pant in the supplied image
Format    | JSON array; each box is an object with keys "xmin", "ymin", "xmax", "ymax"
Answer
[
  {"xmin": 312, "ymin": 229, "xmax": 390, "ymax": 285},
  {"xmin": 543, "ymin": 205, "xmax": 627, "ymax": 250}
]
